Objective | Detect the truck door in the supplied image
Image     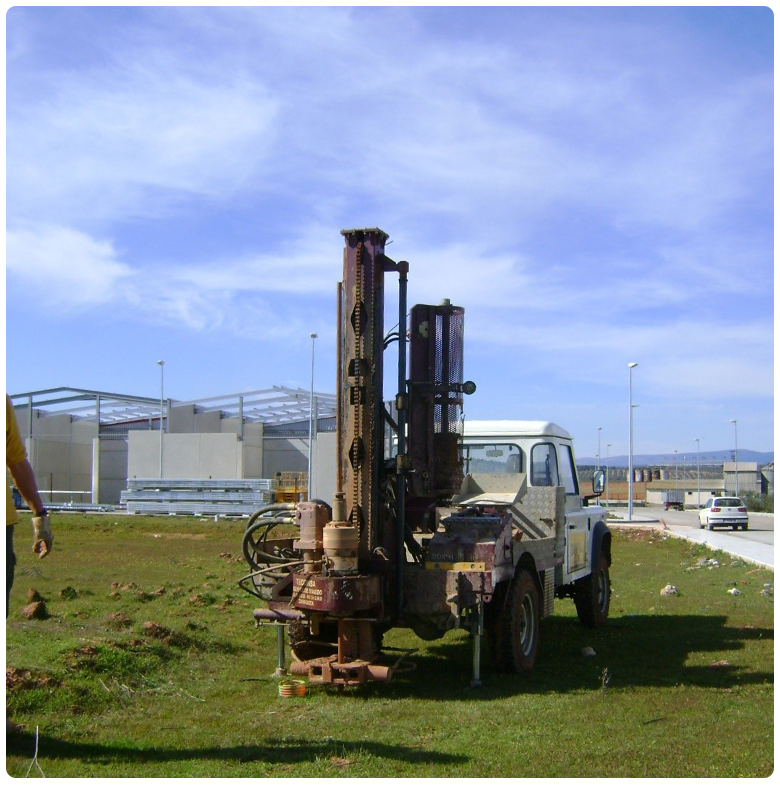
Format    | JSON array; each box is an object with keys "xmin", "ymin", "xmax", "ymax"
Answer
[
  {"xmin": 530, "ymin": 441, "xmax": 589, "ymax": 578},
  {"xmin": 559, "ymin": 443, "xmax": 590, "ymax": 576}
]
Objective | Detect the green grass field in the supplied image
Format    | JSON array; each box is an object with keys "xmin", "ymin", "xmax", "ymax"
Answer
[{"xmin": 6, "ymin": 514, "xmax": 774, "ymax": 777}]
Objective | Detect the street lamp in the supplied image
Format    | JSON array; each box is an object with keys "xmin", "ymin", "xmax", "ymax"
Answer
[
  {"xmin": 730, "ymin": 419, "xmax": 739, "ymax": 496},
  {"xmin": 695, "ymin": 438, "xmax": 702, "ymax": 508},
  {"xmin": 308, "ymin": 333, "xmax": 318, "ymax": 500},
  {"xmin": 628, "ymin": 362, "xmax": 638, "ymax": 521},
  {"xmin": 597, "ymin": 426, "xmax": 602, "ymax": 470},
  {"xmin": 673, "ymin": 449, "xmax": 678, "ymax": 490},
  {"xmin": 156, "ymin": 360, "xmax": 164, "ymax": 478}
]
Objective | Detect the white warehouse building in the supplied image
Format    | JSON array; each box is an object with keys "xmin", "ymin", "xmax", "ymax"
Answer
[{"xmin": 9, "ymin": 387, "xmax": 338, "ymax": 509}]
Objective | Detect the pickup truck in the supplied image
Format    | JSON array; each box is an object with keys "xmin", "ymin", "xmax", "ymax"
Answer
[{"xmin": 402, "ymin": 419, "xmax": 611, "ymax": 675}]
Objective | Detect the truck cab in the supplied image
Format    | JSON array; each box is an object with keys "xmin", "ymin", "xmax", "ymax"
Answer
[{"xmin": 461, "ymin": 419, "xmax": 609, "ymax": 593}]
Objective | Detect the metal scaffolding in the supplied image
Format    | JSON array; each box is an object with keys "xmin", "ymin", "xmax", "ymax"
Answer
[{"xmin": 9, "ymin": 386, "xmax": 336, "ymax": 431}]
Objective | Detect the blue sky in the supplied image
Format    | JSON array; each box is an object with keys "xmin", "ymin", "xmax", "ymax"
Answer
[{"xmin": 5, "ymin": 6, "xmax": 774, "ymax": 458}]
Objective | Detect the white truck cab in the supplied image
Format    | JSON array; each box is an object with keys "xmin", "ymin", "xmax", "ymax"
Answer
[{"xmin": 461, "ymin": 419, "xmax": 608, "ymax": 589}]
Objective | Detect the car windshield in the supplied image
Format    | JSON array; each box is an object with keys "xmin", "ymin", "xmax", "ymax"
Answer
[{"xmin": 715, "ymin": 498, "xmax": 742, "ymax": 507}]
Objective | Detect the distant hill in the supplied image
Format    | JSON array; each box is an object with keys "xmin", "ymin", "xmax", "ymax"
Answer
[{"xmin": 578, "ymin": 449, "xmax": 773, "ymax": 468}]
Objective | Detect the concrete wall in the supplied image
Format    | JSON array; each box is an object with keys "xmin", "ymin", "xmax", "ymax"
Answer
[
  {"xmin": 93, "ymin": 438, "xmax": 129, "ymax": 505},
  {"xmin": 263, "ymin": 438, "xmax": 309, "ymax": 479},
  {"xmin": 168, "ymin": 405, "xmax": 250, "ymax": 436},
  {"xmin": 242, "ymin": 427, "xmax": 264, "ymax": 478},
  {"xmin": 21, "ymin": 411, "xmax": 95, "ymax": 504},
  {"xmin": 722, "ymin": 462, "xmax": 761, "ymax": 495},
  {"xmin": 127, "ymin": 407, "xmax": 265, "ymax": 482},
  {"xmin": 128, "ymin": 431, "xmax": 261, "ymax": 479},
  {"xmin": 259, "ymin": 432, "xmax": 336, "ymax": 501}
]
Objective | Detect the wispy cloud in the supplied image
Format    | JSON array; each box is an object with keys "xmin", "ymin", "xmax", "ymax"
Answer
[
  {"xmin": 7, "ymin": 52, "xmax": 279, "ymax": 227},
  {"xmin": 5, "ymin": 7, "xmax": 772, "ymax": 448},
  {"xmin": 6, "ymin": 224, "xmax": 134, "ymax": 309}
]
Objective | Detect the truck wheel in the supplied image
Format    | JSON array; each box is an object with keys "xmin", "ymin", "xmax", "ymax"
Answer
[
  {"xmin": 574, "ymin": 551, "xmax": 610, "ymax": 628},
  {"xmin": 495, "ymin": 570, "xmax": 540, "ymax": 674},
  {"xmin": 288, "ymin": 620, "xmax": 339, "ymax": 662}
]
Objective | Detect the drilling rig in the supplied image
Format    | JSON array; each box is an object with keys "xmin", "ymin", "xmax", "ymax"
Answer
[{"xmin": 239, "ymin": 228, "xmax": 610, "ymax": 687}]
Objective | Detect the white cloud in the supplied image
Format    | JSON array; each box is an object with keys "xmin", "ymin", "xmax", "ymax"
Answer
[
  {"xmin": 4, "ymin": 8, "xmax": 772, "ymax": 429},
  {"xmin": 6, "ymin": 224, "xmax": 134, "ymax": 308},
  {"xmin": 7, "ymin": 56, "xmax": 279, "ymax": 226},
  {"xmin": 7, "ymin": 7, "xmax": 771, "ymax": 252},
  {"xmin": 467, "ymin": 311, "xmax": 773, "ymax": 400}
]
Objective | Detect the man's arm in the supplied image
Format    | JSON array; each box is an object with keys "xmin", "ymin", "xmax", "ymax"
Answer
[{"xmin": 8, "ymin": 458, "xmax": 53, "ymax": 557}]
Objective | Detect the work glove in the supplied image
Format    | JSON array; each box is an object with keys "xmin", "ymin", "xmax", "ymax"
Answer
[{"xmin": 32, "ymin": 513, "xmax": 54, "ymax": 558}]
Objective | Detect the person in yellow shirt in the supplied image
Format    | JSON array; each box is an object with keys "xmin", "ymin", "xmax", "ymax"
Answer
[{"xmin": 6, "ymin": 395, "xmax": 53, "ymax": 616}]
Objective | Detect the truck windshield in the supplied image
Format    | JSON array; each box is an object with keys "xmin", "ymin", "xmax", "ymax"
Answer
[{"xmin": 462, "ymin": 443, "xmax": 523, "ymax": 475}]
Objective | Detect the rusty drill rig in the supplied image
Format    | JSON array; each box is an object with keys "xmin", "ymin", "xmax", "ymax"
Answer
[{"xmin": 239, "ymin": 227, "xmax": 481, "ymax": 685}]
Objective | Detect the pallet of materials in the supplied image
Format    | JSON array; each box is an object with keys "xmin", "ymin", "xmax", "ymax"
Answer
[{"xmin": 121, "ymin": 478, "xmax": 278, "ymax": 516}]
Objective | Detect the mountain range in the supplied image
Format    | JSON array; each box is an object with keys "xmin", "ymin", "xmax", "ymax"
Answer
[{"xmin": 578, "ymin": 449, "xmax": 773, "ymax": 468}]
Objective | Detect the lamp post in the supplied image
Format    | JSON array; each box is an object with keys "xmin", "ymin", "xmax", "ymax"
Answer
[
  {"xmin": 597, "ymin": 426, "xmax": 602, "ymax": 470},
  {"xmin": 695, "ymin": 438, "xmax": 702, "ymax": 508},
  {"xmin": 730, "ymin": 419, "xmax": 739, "ymax": 496},
  {"xmin": 308, "ymin": 333, "xmax": 318, "ymax": 500},
  {"xmin": 156, "ymin": 360, "xmax": 164, "ymax": 478},
  {"xmin": 628, "ymin": 362, "xmax": 638, "ymax": 521},
  {"xmin": 606, "ymin": 443, "xmax": 612, "ymax": 508},
  {"xmin": 674, "ymin": 449, "xmax": 678, "ymax": 490}
]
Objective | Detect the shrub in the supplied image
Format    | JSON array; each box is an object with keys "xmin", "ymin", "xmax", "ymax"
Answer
[{"xmin": 743, "ymin": 492, "xmax": 773, "ymax": 513}]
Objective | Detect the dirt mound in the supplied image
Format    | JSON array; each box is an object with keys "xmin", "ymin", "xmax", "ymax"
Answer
[
  {"xmin": 107, "ymin": 611, "xmax": 133, "ymax": 628},
  {"xmin": 22, "ymin": 601, "xmax": 49, "ymax": 620},
  {"xmin": 6, "ymin": 667, "xmax": 61, "ymax": 692}
]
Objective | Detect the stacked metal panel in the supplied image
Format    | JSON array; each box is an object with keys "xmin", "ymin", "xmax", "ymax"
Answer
[{"xmin": 121, "ymin": 478, "xmax": 277, "ymax": 516}]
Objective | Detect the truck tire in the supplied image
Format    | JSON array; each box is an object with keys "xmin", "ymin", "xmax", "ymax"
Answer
[
  {"xmin": 495, "ymin": 569, "xmax": 540, "ymax": 674},
  {"xmin": 574, "ymin": 550, "xmax": 610, "ymax": 628},
  {"xmin": 288, "ymin": 620, "xmax": 339, "ymax": 662}
]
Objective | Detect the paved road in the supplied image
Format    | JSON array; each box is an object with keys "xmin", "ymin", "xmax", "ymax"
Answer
[{"xmin": 607, "ymin": 506, "xmax": 774, "ymax": 570}]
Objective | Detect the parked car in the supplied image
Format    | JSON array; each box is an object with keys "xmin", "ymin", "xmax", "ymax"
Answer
[{"xmin": 699, "ymin": 497, "xmax": 749, "ymax": 531}]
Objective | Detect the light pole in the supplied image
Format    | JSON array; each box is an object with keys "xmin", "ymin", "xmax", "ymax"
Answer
[
  {"xmin": 628, "ymin": 362, "xmax": 638, "ymax": 521},
  {"xmin": 674, "ymin": 449, "xmax": 678, "ymax": 490},
  {"xmin": 606, "ymin": 443, "xmax": 612, "ymax": 508},
  {"xmin": 695, "ymin": 438, "xmax": 702, "ymax": 508},
  {"xmin": 156, "ymin": 360, "xmax": 164, "ymax": 478},
  {"xmin": 597, "ymin": 426, "xmax": 602, "ymax": 470},
  {"xmin": 308, "ymin": 333, "xmax": 318, "ymax": 500},
  {"xmin": 730, "ymin": 419, "xmax": 739, "ymax": 496}
]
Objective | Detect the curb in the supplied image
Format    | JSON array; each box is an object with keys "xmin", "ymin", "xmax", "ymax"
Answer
[{"xmin": 663, "ymin": 529, "xmax": 773, "ymax": 570}]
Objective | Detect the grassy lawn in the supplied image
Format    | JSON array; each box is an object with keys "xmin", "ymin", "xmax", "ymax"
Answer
[{"xmin": 6, "ymin": 514, "xmax": 774, "ymax": 777}]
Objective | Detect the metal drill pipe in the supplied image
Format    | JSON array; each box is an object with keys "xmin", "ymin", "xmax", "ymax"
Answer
[
  {"xmin": 352, "ymin": 241, "xmax": 363, "ymax": 526},
  {"xmin": 395, "ymin": 260, "xmax": 409, "ymax": 620},
  {"xmin": 336, "ymin": 281, "xmax": 344, "ymax": 500}
]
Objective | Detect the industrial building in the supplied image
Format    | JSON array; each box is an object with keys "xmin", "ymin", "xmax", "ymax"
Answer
[{"xmin": 9, "ymin": 387, "xmax": 337, "ymax": 511}]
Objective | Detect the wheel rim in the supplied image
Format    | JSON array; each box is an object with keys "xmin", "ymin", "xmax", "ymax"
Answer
[
  {"xmin": 597, "ymin": 568, "xmax": 609, "ymax": 612},
  {"xmin": 519, "ymin": 592, "xmax": 536, "ymax": 657}
]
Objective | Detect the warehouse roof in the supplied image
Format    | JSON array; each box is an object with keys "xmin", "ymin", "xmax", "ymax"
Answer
[{"xmin": 9, "ymin": 386, "xmax": 337, "ymax": 427}]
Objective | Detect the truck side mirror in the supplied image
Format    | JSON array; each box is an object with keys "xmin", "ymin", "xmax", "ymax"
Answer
[{"xmin": 592, "ymin": 470, "xmax": 605, "ymax": 495}]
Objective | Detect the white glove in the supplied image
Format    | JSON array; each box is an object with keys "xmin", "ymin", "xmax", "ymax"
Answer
[{"xmin": 32, "ymin": 513, "xmax": 54, "ymax": 558}]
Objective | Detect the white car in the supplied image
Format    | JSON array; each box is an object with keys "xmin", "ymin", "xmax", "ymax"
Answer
[{"xmin": 699, "ymin": 497, "xmax": 749, "ymax": 531}]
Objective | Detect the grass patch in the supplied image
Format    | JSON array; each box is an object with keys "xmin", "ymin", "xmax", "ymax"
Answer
[{"xmin": 6, "ymin": 514, "xmax": 773, "ymax": 777}]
